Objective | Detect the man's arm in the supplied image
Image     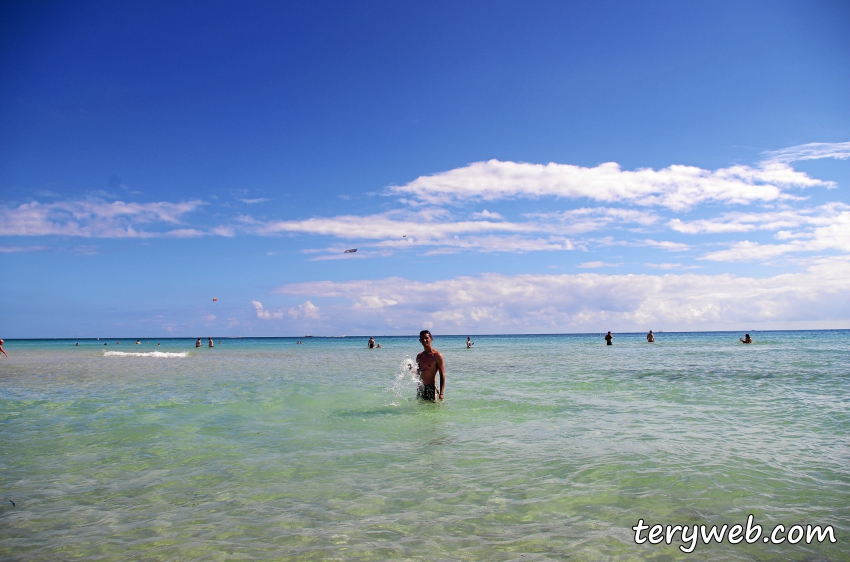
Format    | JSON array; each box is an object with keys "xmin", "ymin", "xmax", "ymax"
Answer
[{"xmin": 437, "ymin": 352, "xmax": 446, "ymax": 399}]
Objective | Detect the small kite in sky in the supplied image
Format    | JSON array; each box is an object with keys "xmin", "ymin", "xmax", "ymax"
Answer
[
  {"xmin": 344, "ymin": 249, "xmax": 357, "ymax": 253},
  {"xmin": 212, "ymin": 298, "xmax": 218, "ymax": 302}
]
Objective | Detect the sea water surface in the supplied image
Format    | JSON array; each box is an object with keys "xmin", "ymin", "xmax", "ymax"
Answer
[{"xmin": 1, "ymin": 332, "xmax": 848, "ymax": 561}]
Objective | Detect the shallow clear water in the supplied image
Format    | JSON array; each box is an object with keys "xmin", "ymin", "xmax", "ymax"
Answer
[{"xmin": 1, "ymin": 332, "xmax": 848, "ymax": 561}]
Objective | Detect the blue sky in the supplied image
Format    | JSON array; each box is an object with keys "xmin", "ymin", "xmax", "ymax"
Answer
[{"xmin": 1, "ymin": 0, "xmax": 849, "ymax": 337}]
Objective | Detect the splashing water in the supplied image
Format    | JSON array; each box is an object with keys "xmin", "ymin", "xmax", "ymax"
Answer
[{"xmin": 383, "ymin": 356, "xmax": 420, "ymax": 405}]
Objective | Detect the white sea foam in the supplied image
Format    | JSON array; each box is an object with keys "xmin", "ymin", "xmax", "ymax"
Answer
[
  {"xmin": 103, "ymin": 351, "xmax": 189, "ymax": 358},
  {"xmin": 383, "ymin": 356, "xmax": 421, "ymax": 405}
]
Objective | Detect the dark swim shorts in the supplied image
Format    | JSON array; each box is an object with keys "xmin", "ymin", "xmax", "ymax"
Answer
[{"xmin": 417, "ymin": 383, "xmax": 436, "ymax": 401}]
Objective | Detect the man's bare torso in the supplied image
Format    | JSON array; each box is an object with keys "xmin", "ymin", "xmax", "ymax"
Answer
[{"xmin": 416, "ymin": 349, "xmax": 443, "ymax": 386}]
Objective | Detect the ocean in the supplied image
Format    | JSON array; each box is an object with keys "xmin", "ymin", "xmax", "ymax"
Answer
[{"xmin": 1, "ymin": 331, "xmax": 847, "ymax": 561}]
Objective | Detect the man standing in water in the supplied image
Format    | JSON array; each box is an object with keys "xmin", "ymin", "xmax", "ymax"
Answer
[
  {"xmin": 646, "ymin": 330, "xmax": 655, "ymax": 343},
  {"xmin": 605, "ymin": 331, "xmax": 613, "ymax": 345},
  {"xmin": 416, "ymin": 330, "xmax": 445, "ymax": 401}
]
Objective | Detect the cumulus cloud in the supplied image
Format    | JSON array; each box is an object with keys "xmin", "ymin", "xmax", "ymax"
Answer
[
  {"xmin": 390, "ymin": 160, "xmax": 828, "ymax": 210},
  {"xmin": 252, "ymin": 300, "xmax": 283, "ymax": 319},
  {"xmin": 288, "ymin": 300, "xmax": 320, "ymax": 319},
  {"xmin": 274, "ymin": 259, "xmax": 850, "ymax": 332},
  {"xmin": 761, "ymin": 141, "xmax": 850, "ymax": 164}
]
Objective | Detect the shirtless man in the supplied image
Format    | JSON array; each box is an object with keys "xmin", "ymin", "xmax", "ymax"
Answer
[
  {"xmin": 195, "ymin": 338, "xmax": 202, "ymax": 348},
  {"xmin": 0, "ymin": 339, "xmax": 7, "ymax": 358},
  {"xmin": 208, "ymin": 337, "xmax": 214, "ymax": 348},
  {"xmin": 416, "ymin": 330, "xmax": 445, "ymax": 401},
  {"xmin": 605, "ymin": 331, "xmax": 613, "ymax": 345},
  {"xmin": 466, "ymin": 337, "xmax": 474, "ymax": 348},
  {"xmin": 646, "ymin": 330, "xmax": 655, "ymax": 343},
  {"xmin": 368, "ymin": 336, "xmax": 375, "ymax": 349}
]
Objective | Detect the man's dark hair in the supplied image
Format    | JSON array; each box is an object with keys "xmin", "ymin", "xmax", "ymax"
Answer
[{"xmin": 419, "ymin": 330, "xmax": 432, "ymax": 339}]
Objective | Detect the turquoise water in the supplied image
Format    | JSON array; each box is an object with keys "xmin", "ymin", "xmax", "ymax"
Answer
[{"xmin": 1, "ymin": 332, "xmax": 848, "ymax": 561}]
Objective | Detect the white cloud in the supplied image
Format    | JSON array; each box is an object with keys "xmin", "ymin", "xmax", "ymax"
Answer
[
  {"xmin": 578, "ymin": 261, "xmax": 619, "ymax": 268},
  {"xmin": 212, "ymin": 225, "xmax": 236, "ymax": 237},
  {"xmin": 0, "ymin": 245, "xmax": 48, "ymax": 253},
  {"xmin": 668, "ymin": 204, "xmax": 850, "ymax": 235},
  {"xmin": 644, "ymin": 262, "xmax": 701, "ymax": 270},
  {"xmin": 288, "ymin": 300, "xmax": 320, "ymax": 319},
  {"xmin": 240, "ymin": 198, "xmax": 269, "ymax": 204},
  {"xmin": 761, "ymin": 141, "xmax": 850, "ymax": 164},
  {"xmin": 471, "ymin": 209, "xmax": 504, "ymax": 219},
  {"xmin": 240, "ymin": 210, "xmax": 531, "ymax": 239},
  {"xmin": 0, "ymin": 199, "xmax": 208, "ymax": 238},
  {"xmin": 525, "ymin": 207, "xmax": 659, "ymax": 233},
  {"xmin": 273, "ymin": 259, "xmax": 850, "ymax": 332},
  {"xmin": 391, "ymin": 160, "xmax": 828, "ymax": 210},
  {"xmin": 640, "ymin": 239, "xmax": 690, "ymax": 251},
  {"xmin": 702, "ymin": 218, "xmax": 850, "ymax": 263},
  {"xmin": 252, "ymin": 300, "xmax": 283, "ymax": 319},
  {"xmin": 678, "ymin": 205, "xmax": 850, "ymax": 262}
]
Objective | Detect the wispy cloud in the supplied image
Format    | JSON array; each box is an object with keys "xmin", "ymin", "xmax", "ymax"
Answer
[
  {"xmin": 0, "ymin": 199, "xmax": 210, "ymax": 238},
  {"xmin": 390, "ymin": 160, "xmax": 827, "ymax": 210},
  {"xmin": 701, "ymin": 212, "xmax": 850, "ymax": 262},
  {"xmin": 644, "ymin": 262, "xmax": 701, "ymax": 270},
  {"xmin": 240, "ymin": 198, "xmax": 269, "ymax": 204},
  {"xmin": 761, "ymin": 141, "xmax": 850, "ymax": 164},
  {"xmin": 578, "ymin": 261, "xmax": 619, "ymax": 268},
  {"xmin": 274, "ymin": 258, "xmax": 850, "ymax": 331},
  {"xmin": 640, "ymin": 239, "xmax": 690, "ymax": 251},
  {"xmin": 0, "ymin": 245, "xmax": 48, "ymax": 253},
  {"xmin": 240, "ymin": 209, "xmax": 529, "ymax": 239},
  {"xmin": 669, "ymin": 204, "xmax": 849, "ymax": 234}
]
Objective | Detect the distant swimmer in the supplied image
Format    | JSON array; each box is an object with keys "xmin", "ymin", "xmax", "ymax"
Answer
[
  {"xmin": 195, "ymin": 338, "xmax": 202, "ymax": 348},
  {"xmin": 136, "ymin": 340, "xmax": 141, "ymax": 345},
  {"xmin": 208, "ymin": 337, "xmax": 214, "ymax": 348},
  {"xmin": 740, "ymin": 334, "xmax": 753, "ymax": 344},
  {"xmin": 75, "ymin": 342, "xmax": 79, "ymax": 346},
  {"xmin": 0, "ymin": 339, "xmax": 7, "ymax": 358},
  {"xmin": 157, "ymin": 343, "xmax": 161, "ymax": 346},
  {"xmin": 646, "ymin": 330, "xmax": 655, "ymax": 343},
  {"xmin": 466, "ymin": 337, "xmax": 474, "ymax": 348},
  {"xmin": 104, "ymin": 343, "xmax": 107, "ymax": 346},
  {"xmin": 605, "ymin": 331, "xmax": 613, "ymax": 345},
  {"xmin": 116, "ymin": 341, "xmax": 120, "ymax": 345},
  {"xmin": 376, "ymin": 342, "xmax": 382, "ymax": 348},
  {"xmin": 416, "ymin": 330, "xmax": 445, "ymax": 401},
  {"xmin": 368, "ymin": 336, "xmax": 375, "ymax": 349}
]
